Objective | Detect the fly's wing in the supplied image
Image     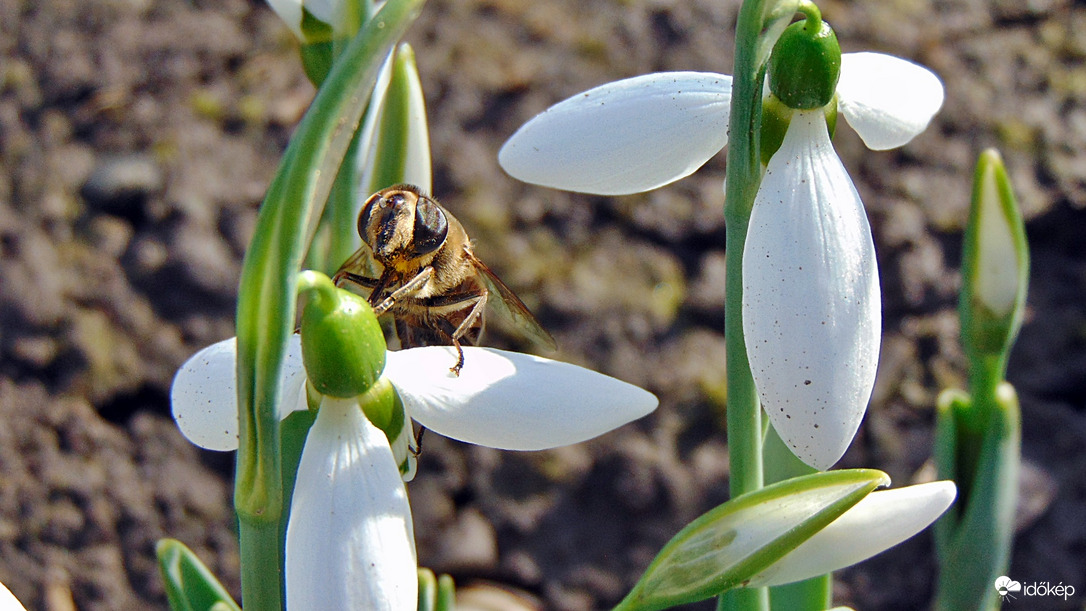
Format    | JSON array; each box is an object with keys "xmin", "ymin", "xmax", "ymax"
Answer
[
  {"xmin": 469, "ymin": 253, "xmax": 557, "ymax": 352},
  {"xmin": 333, "ymin": 244, "xmax": 382, "ymax": 299}
]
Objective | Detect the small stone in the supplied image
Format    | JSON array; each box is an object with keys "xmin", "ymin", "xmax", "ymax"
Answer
[{"xmin": 81, "ymin": 154, "xmax": 164, "ymax": 221}]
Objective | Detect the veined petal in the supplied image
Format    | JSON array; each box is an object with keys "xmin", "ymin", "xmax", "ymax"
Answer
[
  {"xmin": 286, "ymin": 397, "xmax": 417, "ymax": 610},
  {"xmin": 385, "ymin": 347, "xmax": 658, "ymax": 450},
  {"xmin": 747, "ymin": 481, "xmax": 957, "ymax": 587},
  {"xmin": 742, "ymin": 110, "xmax": 881, "ymax": 470},
  {"xmin": 837, "ymin": 52, "xmax": 944, "ymax": 150},
  {"xmin": 170, "ymin": 335, "xmax": 308, "ymax": 451},
  {"xmin": 499, "ymin": 72, "xmax": 732, "ymax": 195},
  {"xmin": 266, "ymin": 0, "xmax": 303, "ymax": 38}
]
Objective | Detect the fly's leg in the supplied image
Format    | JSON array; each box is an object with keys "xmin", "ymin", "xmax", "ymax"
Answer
[
  {"xmin": 373, "ymin": 267, "xmax": 435, "ymax": 315},
  {"xmin": 447, "ymin": 289, "xmax": 487, "ymax": 375},
  {"xmin": 333, "ymin": 270, "xmax": 379, "ymax": 289}
]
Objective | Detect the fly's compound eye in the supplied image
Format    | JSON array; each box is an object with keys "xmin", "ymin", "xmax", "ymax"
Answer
[
  {"xmin": 357, "ymin": 191, "xmax": 385, "ymax": 238},
  {"xmin": 409, "ymin": 197, "xmax": 448, "ymax": 257},
  {"xmin": 359, "ymin": 191, "xmax": 409, "ymax": 239}
]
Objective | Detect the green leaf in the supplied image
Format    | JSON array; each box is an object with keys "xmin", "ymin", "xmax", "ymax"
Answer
[
  {"xmin": 615, "ymin": 469, "xmax": 888, "ymax": 611},
  {"xmin": 417, "ymin": 568, "xmax": 436, "ymax": 611},
  {"xmin": 416, "ymin": 568, "xmax": 456, "ymax": 611},
  {"xmin": 436, "ymin": 573, "xmax": 456, "ymax": 611},
  {"xmin": 156, "ymin": 539, "xmax": 240, "ymax": 611},
  {"xmin": 359, "ymin": 42, "xmax": 433, "ymax": 196}
]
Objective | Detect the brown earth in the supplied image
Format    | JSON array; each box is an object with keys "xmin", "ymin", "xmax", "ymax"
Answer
[{"xmin": 1, "ymin": 0, "xmax": 1084, "ymax": 609}]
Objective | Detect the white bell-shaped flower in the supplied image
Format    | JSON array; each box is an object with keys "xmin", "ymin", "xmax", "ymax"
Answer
[{"xmin": 171, "ymin": 336, "xmax": 656, "ymax": 609}]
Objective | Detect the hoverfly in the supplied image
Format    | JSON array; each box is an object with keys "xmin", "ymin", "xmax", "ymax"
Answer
[{"xmin": 333, "ymin": 185, "xmax": 556, "ymax": 374}]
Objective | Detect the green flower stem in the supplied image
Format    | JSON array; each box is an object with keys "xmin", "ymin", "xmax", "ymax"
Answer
[
  {"xmin": 233, "ymin": 1, "xmax": 424, "ymax": 608},
  {"xmin": 722, "ymin": 1, "xmax": 771, "ymax": 609},
  {"xmin": 723, "ymin": 1, "xmax": 802, "ymax": 608},
  {"xmin": 724, "ymin": 0, "xmax": 768, "ymax": 508},
  {"xmin": 934, "ymin": 385, "xmax": 1020, "ymax": 611}
]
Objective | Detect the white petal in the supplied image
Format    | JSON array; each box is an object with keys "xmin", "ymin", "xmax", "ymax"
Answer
[
  {"xmin": 286, "ymin": 397, "xmax": 417, "ymax": 610},
  {"xmin": 747, "ymin": 481, "xmax": 957, "ymax": 587},
  {"xmin": 837, "ymin": 52, "xmax": 944, "ymax": 150},
  {"xmin": 0, "ymin": 580, "xmax": 26, "ymax": 611},
  {"xmin": 304, "ymin": 0, "xmax": 338, "ymax": 26},
  {"xmin": 384, "ymin": 347, "xmax": 657, "ymax": 450},
  {"xmin": 169, "ymin": 335, "xmax": 308, "ymax": 451},
  {"xmin": 266, "ymin": 0, "xmax": 303, "ymax": 38},
  {"xmin": 742, "ymin": 110, "xmax": 881, "ymax": 470},
  {"xmin": 499, "ymin": 72, "xmax": 732, "ymax": 195}
]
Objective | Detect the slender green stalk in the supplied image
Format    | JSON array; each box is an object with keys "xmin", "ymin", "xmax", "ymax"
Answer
[
  {"xmin": 724, "ymin": 0, "xmax": 767, "ymax": 506},
  {"xmin": 233, "ymin": 1, "xmax": 424, "ymax": 608},
  {"xmin": 721, "ymin": 1, "xmax": 772, "ymax": 609}
]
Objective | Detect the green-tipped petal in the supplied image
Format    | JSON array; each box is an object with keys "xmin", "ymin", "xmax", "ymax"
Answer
[
  {"xmin": 385, "ymin": 347, "xmax": 657, "ymax": 450},
  {"xmin": 499, "ymin": 72, "xmax": 731, "ymax": 195},
  {"xmin": 286, "ymin": 397, "xmax": 417, "ymax": 610}
]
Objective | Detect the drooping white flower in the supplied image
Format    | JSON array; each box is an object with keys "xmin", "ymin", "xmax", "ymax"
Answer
[
  {"xmin": 499, "ymin": 53, "xmax": 942, "ymax": 195},
  {"xmin": 171, "ymin": 336, "xmax": 656, "ymax": 610},
  {"xmin": 500, "ymin": 50, "xmax": 942, "ymax": 470},
  {"xmin": 742, "ymin": 109, "xmax": 880, "ymax": 470}
]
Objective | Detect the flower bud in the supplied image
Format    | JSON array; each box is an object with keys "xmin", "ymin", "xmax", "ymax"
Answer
[
  {"xmin": 768, "ymin": 17, "xmax": 841, "ymax": 110},
  {"xmin": 960, "ymin": 149, "xmax": 1029, "ymax": 373},
  {"xmin": 297, "ymin": 270, "xmax": 386, "ymax": 398}
]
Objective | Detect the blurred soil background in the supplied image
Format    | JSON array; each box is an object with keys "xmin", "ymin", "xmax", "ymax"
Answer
[{"xmin": 1, "ymin": 0, "xmax": 1085, "ymax": 608}]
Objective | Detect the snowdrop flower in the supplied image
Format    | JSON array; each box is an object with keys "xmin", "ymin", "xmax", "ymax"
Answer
[
  {"xmin": 498, "ymin": 57, "xmax": 942, "ymax": 196},
  {"xmin": 171, "ymin": 334, "xmax": 657, "ymax": 609},
  {"xmin": 286, "ymin": 393, "xmax": 417, "ymax": 609},
  {"xmin": 500, "ymin": 21, "xmax": 943, "ymax": 470}
]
